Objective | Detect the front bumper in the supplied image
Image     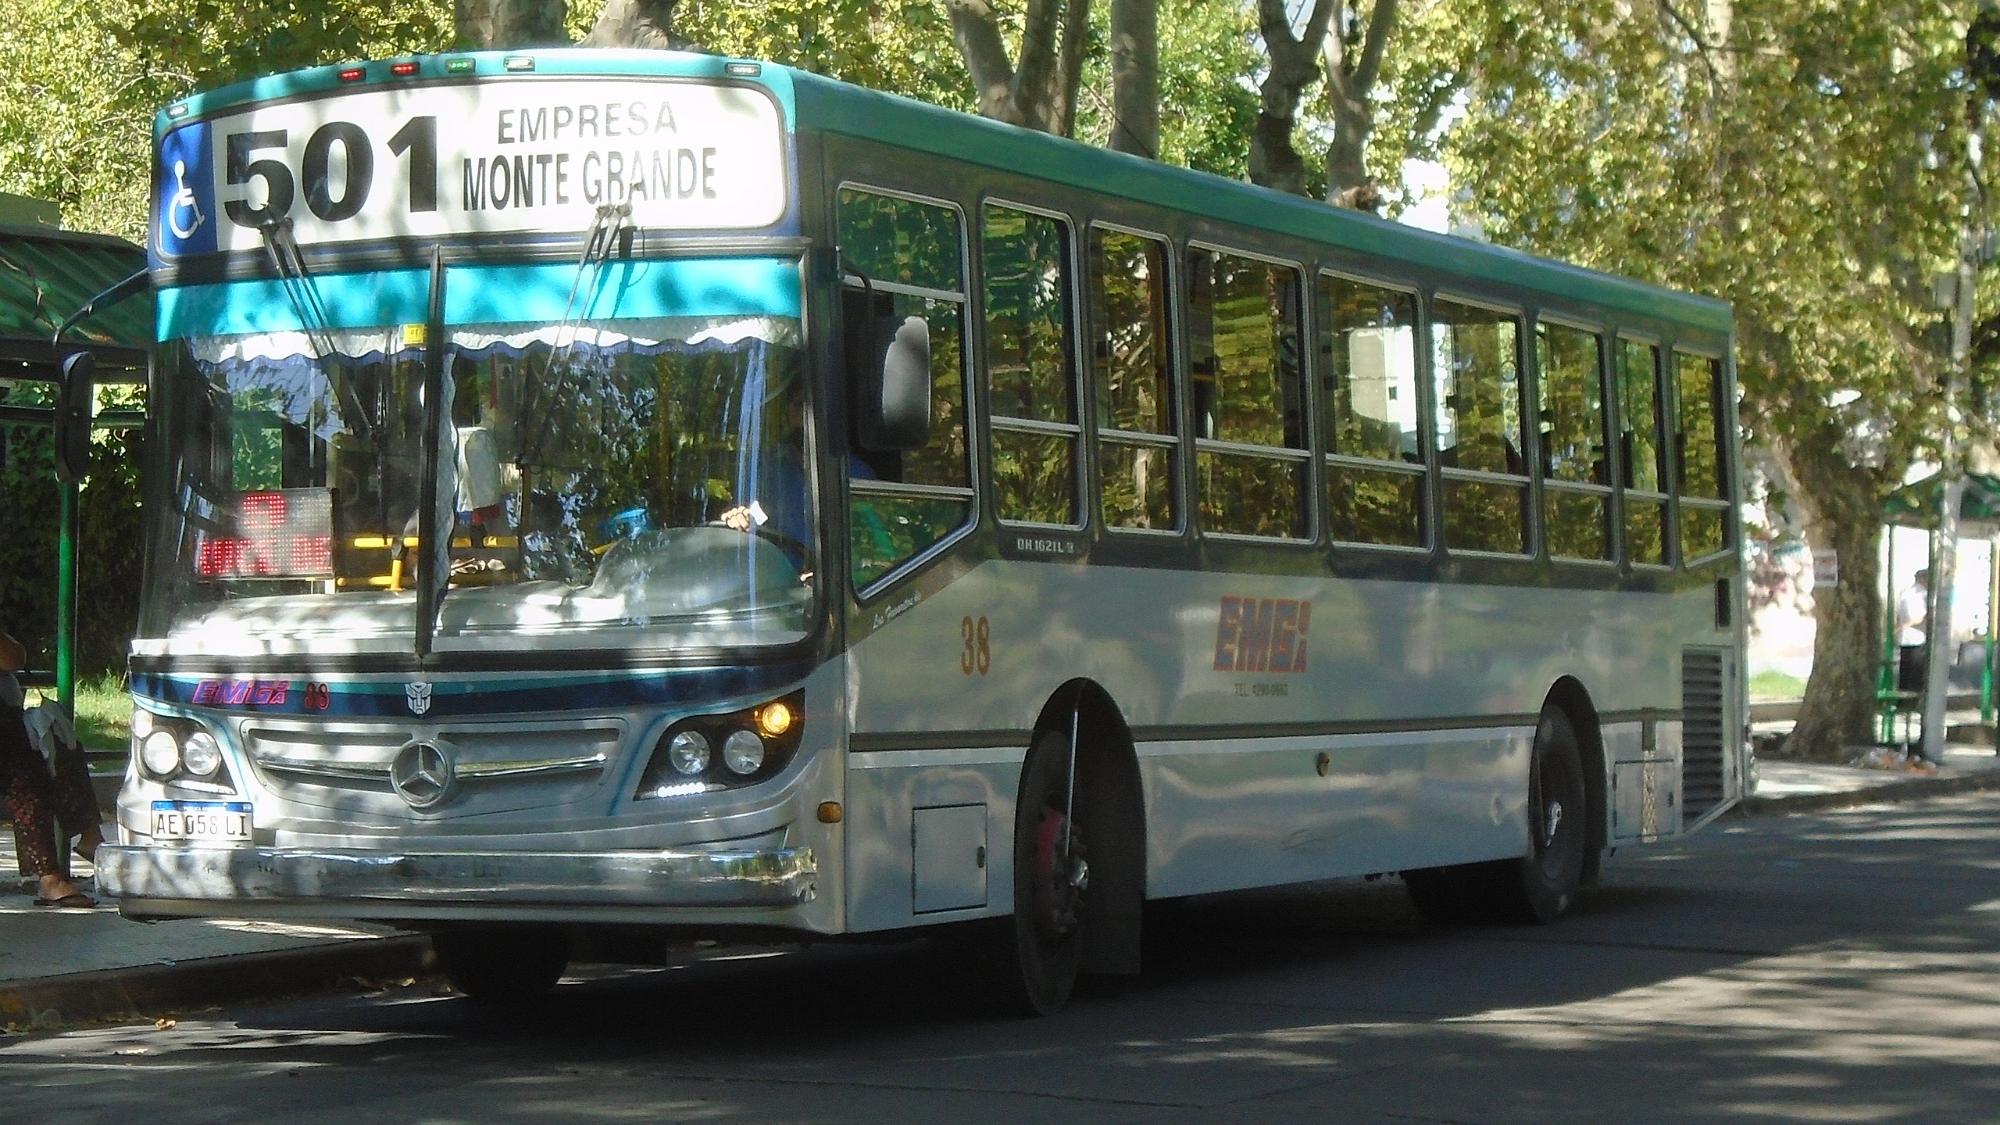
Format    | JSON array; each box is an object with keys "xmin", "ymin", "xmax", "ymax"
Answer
[{"xmin": 97, "ymin": 843, "xmax": 817, "ymax": 915}]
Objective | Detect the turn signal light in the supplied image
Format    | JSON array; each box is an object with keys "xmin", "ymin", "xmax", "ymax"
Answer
[{"xmin": 757, "ymin": 701, "xmax": 794, "ymax": 738}]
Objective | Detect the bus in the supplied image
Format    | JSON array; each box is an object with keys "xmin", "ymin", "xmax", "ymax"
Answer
[{"xmin": 100, "ymin": 48, "xmax": 1747, "ymax": 1014}]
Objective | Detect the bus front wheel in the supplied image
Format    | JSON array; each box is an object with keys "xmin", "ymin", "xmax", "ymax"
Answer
[
  {"xmin": 433, "ymin": 926, "xmax": 571, "ymax": 1003},
  {"xmin": 990, "ymin": 730, "xmax": 1089, "ymax": 1016}
]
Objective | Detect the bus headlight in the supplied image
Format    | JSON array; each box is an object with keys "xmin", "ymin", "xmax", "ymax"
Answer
[
  {"xmin": 633, "ymin": 690, "xmax": 804, "ymax": 800},
  {"xmin": 181, "ymin": 730, "xmax": 223, "ymax": 777},
  {"xmin": 668, "ymin": 730, "xmax": 711, "ymax": 775},
  {"xmin": 722, "ymin": 730, "xmax": 765, "ymax": 775},
  {"xmin": 140, "ymin": 730, "xmax": 181, "ymax": 776},
  {"xmin": 133, "ymin": 714, "xmax": 236, "ymax": 792}
]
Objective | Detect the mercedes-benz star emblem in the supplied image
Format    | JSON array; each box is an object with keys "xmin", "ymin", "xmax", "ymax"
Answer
[{"xmin": 391, "ymin": 740, "xmax": 455, "ymax": 809}]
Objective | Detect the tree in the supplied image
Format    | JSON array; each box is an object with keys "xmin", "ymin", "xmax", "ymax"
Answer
[
  {"xmin": 578, "ymin": 0, "xmax": 689, "ymax": 49},
  {"xmin": 1319, "ymin": 0, "xmax": 1398, "ymax": 206},
  {"xmin": 1381, "ymin": 0, "xmax": 1981, "ymax": 759},
  {"xmin": 1249, "ymin": 0, "xmax": 1335, "ymax": 195},
  {"xmin": 1107, "ymin": 0, "xmax": 1158, "ymax": 155},
  {"xmin": 459, "ymin": 0, "xmax": 567, "ymax": 48},
  {"xmin": 943, "ymin": 0, "xmax": 1094, "ymax": 133}
]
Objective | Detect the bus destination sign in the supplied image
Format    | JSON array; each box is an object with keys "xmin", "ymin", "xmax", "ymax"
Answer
[{"xmin": 155, "ymin": 78, "xmax": 789, "ymax": 259}]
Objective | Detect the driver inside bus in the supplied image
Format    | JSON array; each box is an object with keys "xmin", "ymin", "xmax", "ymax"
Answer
[{"xmin": 716, "ymin": 378, "xmax": 812, "ymax": 564}]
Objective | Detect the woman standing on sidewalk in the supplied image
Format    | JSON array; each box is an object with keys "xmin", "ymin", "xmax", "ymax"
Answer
[{"xmin": 0, "ymin": 629, "xmax": 100, "ymax": 908}]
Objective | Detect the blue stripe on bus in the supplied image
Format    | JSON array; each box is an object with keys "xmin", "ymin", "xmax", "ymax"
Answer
[
  {"xmin": 156, "ymin": 257, "xmax": 802, "ymax": 340},
  {"xmin": 130, "ymin": 660, "xmax": 812, "ymax": 720}
]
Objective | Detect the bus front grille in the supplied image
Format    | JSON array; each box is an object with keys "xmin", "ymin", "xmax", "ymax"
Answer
[{"xmin": 1681, "ymin": 649, "xmax": 1728, "ymax": 820}]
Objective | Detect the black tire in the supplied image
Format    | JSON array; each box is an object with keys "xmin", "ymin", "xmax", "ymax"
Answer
[
  {"xmin": 433, "ymin": 927, "xmax": 571, "ymax": 1003},
  {"xmin": 1404, "ymin": 707, "xmax": 1589, "ymax": 926},
  {"xmin": 1507, "ymin": 706, "xmax": 1588, "ymax": 923},
  {"xmin": 991, "ymin": 731, "xmax": 1088, "ymax": 1016}
]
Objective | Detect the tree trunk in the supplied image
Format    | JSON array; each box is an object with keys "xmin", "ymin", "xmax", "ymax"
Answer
[
  {"xmin": 1249, "ymin": 0, "xmax": 1334, "ymax": 194},
  {"xmin": 1320, "ymin": 0, "xmax": 1398, "ymax": 206},
  {"xmin": 1774, "ymin": 426, "xmax": 1886, "ymax": 761},
  {"xmin": 455, "ymin": 0, "xmax": 568, "ymax": 49},
  {"xmin": 945, "ymin": 0, "xmax": 1091, "ymax": 134},
  {"xmin": 1108, "ymin": 0, "xmax": 1159, "ymax": 156},
  {"xmin": 579, "ymin": 0, "xmax": 690, "ymax": 49}
]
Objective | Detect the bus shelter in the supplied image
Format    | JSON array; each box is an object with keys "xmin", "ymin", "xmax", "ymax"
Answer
[
  {"xmin": 0, "ymin": 213, "xmax": 150, "ymax": 717},
  {"xmin": 1877, "ymin": 471, "xmax": 2000, "ymax": 741}
]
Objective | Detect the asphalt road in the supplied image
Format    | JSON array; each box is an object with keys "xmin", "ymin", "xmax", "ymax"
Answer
[{"xmin": 6, "ymin": 794, "xmax": 1999, "ymax": 1124}]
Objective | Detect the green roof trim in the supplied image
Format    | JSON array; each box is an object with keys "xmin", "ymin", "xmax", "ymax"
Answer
[
  {"xmin": 152, "ymin": 50, "xmax": 1725, "ymax": 337},
  {"xmin": 0, "ymin": 225, "xmax": 151, "ymax": 361},
  {"xmin": 788, "ymin": 69, "xmax": 1732, "ymax": 338}
]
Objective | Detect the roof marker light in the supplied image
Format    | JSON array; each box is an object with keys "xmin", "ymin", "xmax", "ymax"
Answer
[
  {"xmin": 724, "ymin": 62, "xmax": 762, "ymax": 77},
  {"xmin": 445, "ymin": 57, "xmax": 475, "ymax": 74},
  {"xmin": 390, "ymin": 61, "xmax": 419, "ymax": 77},
  {"xmin": 337, "ymin": 65, "xmax": 366, "ymax": 83},
  {"xmin": 167, "ymin": 104, "xmax": 190, "ymax": 119},
  {"xmin": 503, "ymin": 56, "xmax": 535, "ymax": 72}
]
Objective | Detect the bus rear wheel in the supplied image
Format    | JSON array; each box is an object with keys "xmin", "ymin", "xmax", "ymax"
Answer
[
  {"xmin": 433, "ymin": 926, "xmax": 571, "ymax": 1003},
  {"xmin": 1404, "ymin": 706, "xmax": 1588, "ymax": 925},
  {"xmin": 990, "ymin": 731, "xmax": 1089, "ymax": 1016},
  {"xmin": 1509, "ymin": 706, "xmax": 1589, "ymax": 923}
]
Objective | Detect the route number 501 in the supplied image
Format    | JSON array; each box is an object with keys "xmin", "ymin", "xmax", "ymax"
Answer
[{"xmin": 223, "ymin": 116, "xmax": 438, "ymax": 228}]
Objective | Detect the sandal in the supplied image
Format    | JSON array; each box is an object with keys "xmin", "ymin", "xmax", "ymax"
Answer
[{"xmin": 32, "ymin": 892, "xmax": 97, "ymax": 908}]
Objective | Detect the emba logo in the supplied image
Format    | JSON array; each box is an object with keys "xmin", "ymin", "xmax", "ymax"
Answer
[
  {"xmin": 405, "ymin": 681, "xmax": 434, "ymax": 716},
  {"xmin": 1213, "ymin": 596, "xmax": 1311, "ymax": 674}
]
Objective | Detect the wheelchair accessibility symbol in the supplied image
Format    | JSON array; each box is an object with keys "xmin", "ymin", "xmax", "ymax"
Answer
[{"xmin": 167, "ymin": 159, "xmax": 206, "ymax": 240}]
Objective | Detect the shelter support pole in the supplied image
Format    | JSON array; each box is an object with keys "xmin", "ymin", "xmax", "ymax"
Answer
[
  {"xmin": 56, "ymin": 478, "xmax": 77, "ymax": 721},
  {"xmin": 1985, "ymin": 547, "xmax": 1997, "ymax": 724},
  {"xmin": 1881, "ymin": 533, "xmax": 1899, "ymax": 745}
]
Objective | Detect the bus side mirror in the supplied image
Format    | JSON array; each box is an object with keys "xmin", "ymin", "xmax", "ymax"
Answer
[
  {"xmin": 54, "ymin": 351, "xmax": 95, "ymax": 485},
  {"xmin": 857, "ymin": 314, "xmax": 932, "ymax": 452}
]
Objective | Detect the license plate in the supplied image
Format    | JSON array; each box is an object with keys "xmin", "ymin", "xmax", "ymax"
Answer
[{"xmin": 151, "ymin": 801, "xmax": 253, "ymax": 843}]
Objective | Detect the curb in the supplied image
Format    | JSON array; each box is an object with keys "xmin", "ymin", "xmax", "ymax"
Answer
[
  {"xmin": 1737, "ymin": 767, "xmax": 2000, "ymax": 816},
  {"xmin": 0, "ymin": 934, "xmax": 431, "ymax": 1032}
]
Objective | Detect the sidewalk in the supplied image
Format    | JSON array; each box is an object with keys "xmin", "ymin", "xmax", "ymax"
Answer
[
  {"xmin": 0, "ymin": 826, "xmax": 426, "ymax": 1031},
  {"xmin": 5, "ymin": 728, "xmax": 2000, "ymax": 1033}
]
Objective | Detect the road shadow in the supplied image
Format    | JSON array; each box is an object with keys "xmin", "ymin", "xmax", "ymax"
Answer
[{"xmin": 6, "ymin": 796, "xmax": 1999, "ymax": 1122}]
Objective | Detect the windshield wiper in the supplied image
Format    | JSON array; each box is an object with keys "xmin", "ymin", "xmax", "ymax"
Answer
[
  {"xmin": 257, "ymin": 219, "xmax": 377, "ymax": 444},
  {"xmin": 416, "ymin": 247, "xmax": 451, "ymax": 659},
  {"xmin": 517, "ymin": 202, "xmax": 630, "ymax": 467}
]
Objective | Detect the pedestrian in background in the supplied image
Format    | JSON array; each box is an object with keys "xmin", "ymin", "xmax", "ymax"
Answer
[
  {"xmin": 1896, "ymin": 569, "xmax": 1931, "ymax": 696},
  {"xmin": 0, "ymin": 629, "xmax": 100, "ymax": 908}
]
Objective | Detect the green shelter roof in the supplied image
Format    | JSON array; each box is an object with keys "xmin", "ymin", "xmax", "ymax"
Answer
[
  {"xmin": 0, "ymin": 223, "xmax": 150, "ymax": 378},
  {"xmin": 1883, "ymin": 472, "xmax": 2000, "ymax": 532}
]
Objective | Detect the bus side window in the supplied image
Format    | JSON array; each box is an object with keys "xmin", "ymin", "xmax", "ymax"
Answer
[
  {"xmin": 1186, "ymin": 246, "xmax": 1308, "ymax": 539},
  {"xmin": 1432, "ymin": 299, "xmax": 1530, "ymax": 555},
  {"xmin": 836, "ymin": 186, "xmax": 974, "ymax": 592},
  {"xmin": 981, "ymin": 203, "xmax": 1081, "ymax": 526},
  {"xmin": 1674, "ymin": 350, "xmax": 1730, "ymax": 562},
  {"xmin": 1617, "ymin": 338, "xmax": 1669, "ymax": 567},
  {"xmin": 1536, "ymin": 321, "xmax": 1614, "ymax": 562},
  {"xmin": 1088, "ymin": 227, "xmax": 1179, "ymax": 531},
  {"xmin": 1319, "ymin": 273, "xmax": 1425, "ymax": 549}
]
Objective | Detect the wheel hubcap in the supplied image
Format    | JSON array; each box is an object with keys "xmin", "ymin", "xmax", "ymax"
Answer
[{"xmin": 1032, "ymin": 805, "xmax": 1085, "ymax": 939}]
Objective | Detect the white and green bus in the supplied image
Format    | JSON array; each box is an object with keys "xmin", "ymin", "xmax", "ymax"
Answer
[{"xmin": 101, "ymin": 49, "xmax": 1746, "ymax": 1013}]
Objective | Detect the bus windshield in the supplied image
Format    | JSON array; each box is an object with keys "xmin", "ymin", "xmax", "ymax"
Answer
[{"xmin": 138, "ymin": 311, "xmax": 813, "ymax": 657}]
